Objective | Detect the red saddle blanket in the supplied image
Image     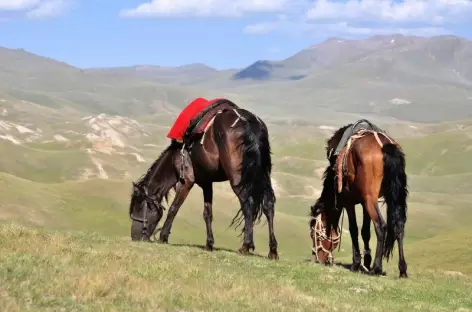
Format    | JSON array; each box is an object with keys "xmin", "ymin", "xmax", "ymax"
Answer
[{"xmin": 167, "ymin": 97, "xmax": 221, "ymax": 141}]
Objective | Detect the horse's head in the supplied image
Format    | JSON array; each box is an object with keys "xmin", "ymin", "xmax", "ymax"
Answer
[
  {"xmin": 128, "ymin": 142, "xmax": 182, "ymax": 241},
  {"xmin": 309, "ymin": 201, "xmax": 340, "ymax": 265},
  {"xmin": 129, "ymin": 182, "xmax": 164, "ymax": 241}
]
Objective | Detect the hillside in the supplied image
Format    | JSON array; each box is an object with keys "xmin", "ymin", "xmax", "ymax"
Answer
[
  {"xmin": 86, "ymin": 63, "xmax": 237, "ymax": 86},
  {"xmin": 231, "ymin": 35, "xmax": 472, "ymax": 122},
  {"xmin": 4, "ymin": 34, "xmax": 472, "ymax": 123},
  {"xmin": 232, "ymin": 35, "xmax": 472, "ymax": 83},
  {"xmin": 1, "ymin": 224, "xmax": 471, "ymax": 311},
  {"xmin": 0, "ymin": 47, "xmax": 226, "ymax": 117}
]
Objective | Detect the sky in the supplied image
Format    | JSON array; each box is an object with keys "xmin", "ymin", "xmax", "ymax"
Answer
[{"xmin": 1, "ymin": 0, "xmax": 472, "ymax": 69}]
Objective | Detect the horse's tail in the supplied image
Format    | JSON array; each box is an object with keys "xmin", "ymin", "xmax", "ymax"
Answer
[
  {"xmin": 231, "ymin": 111, "xmax": 275, "ymax": 230},
  {"xmin": 381, "ymin": 143, "xmax": 408, "ymax": 260}
]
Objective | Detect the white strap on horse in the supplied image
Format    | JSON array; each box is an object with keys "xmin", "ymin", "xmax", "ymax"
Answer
[
  {"xmin": 200, "ymin": 110, "xmax": 222, "ymax": 144},
  {"xmin": 230, "ymin": 109, "xmax": 246, "ymax": 127},
  {"xmin": 200, "ymin": 109, "xmax": 262, "ymax": 145}
]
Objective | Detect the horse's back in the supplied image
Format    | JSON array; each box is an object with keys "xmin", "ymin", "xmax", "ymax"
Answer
[{"xmin": 348, "ymin": 134, "xmax": 387, "ymax": 198}]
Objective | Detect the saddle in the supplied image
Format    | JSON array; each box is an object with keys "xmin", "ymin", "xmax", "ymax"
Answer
[
  {"xmin": 182, "ymin": 99, "xmax": 239, "ymax": 146},
  {"xmin": 334, "ymin": 128, "xmax": 398, "ymax": 193},
  {"xmin": 175, "ymin": 99, "xmax": 240, "ymax": 182},
  {"xmin": 331, "ymin": 119, "xmax": 384, "ymax": 157}
]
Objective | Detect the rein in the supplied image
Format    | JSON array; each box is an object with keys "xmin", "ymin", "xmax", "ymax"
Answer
[{"xmin": 130, "ymin": 183, "xmax": 165, "ymax": 240}]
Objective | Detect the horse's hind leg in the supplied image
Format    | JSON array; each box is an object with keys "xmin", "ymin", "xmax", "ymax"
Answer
[
  {"xmin": 262, "ymin": 192, "xmax": 278, "ymax": 260},
  {"xmin": 361, "ymin": 206, "xmax": 372, "ymax": 271},
  {"xmin": 345, "ymin": 204, "xmax": 361, "ymax": 272},
  {"xmin": 397, "ymin": 222, "xmax": 408, "ymax": 278},
  {"xmin": 239, "ymin": 198, "xmax": 255, "ymax": 255},
  {"xmin": 362, "ymin": 199, "xmax": 386, "ymax": 276},
  {"xmin": 202, "ymin": 184, "xmax": 215, "ymax": 251},
  {"xmin": 158, "ymin": 181, "xmax": 194, "ymax": 243}
]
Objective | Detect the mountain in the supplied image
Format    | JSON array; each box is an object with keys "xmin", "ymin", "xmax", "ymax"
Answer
[
  {"xmin": 3, "ymin": 34, "xmax": 472, "ymax": 122},
  {"xmin": 231, "ymin": 34, "xmax": 472, "ymax": 83},
  {"xmin": 88, "ymin": 63, "xmax": 237, "ymax": 85},
  {"xmin": 229, "ymin": 35, "xmax": 472, "ymax": 122},
  {"xmin": 0, "ymin": 47, "xmax": 225, "ymax": 117}
]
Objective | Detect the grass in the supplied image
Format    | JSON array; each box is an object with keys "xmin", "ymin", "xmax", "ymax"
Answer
[
  {"xmin": 1, "ymin": 223, "xmax": 472, "ymax": 312},
  {"xmin": 0, "ymin": 140, "xmax": 91, "ymax": 183}
]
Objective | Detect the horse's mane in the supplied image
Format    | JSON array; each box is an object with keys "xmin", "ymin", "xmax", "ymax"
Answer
[
  {"xmin": 129, "ymin": 140, "xmax": 182, "ymax": 216},
  {"xmin": 325, "ymin": 124, "xmax": 352, "ymax": 159},
  {"xmin": 309, "ymin": 123, "xmax": 353, "ymax": 227},
  {"xmin": 310, "ymin": 166, "xmax": 336, "ymax": 217}
]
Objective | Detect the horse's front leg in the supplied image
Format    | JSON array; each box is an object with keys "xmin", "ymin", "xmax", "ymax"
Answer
[
  {"xmin": 345, "ymin": 204, "xmax": 361, "ymax": 272},
  {"xmin": 158, "ymin": 181, "xmax": 194, "ymax": 243},
  {"xmin": 202, "ymin": 183, "xmax": 215, "ymax": 251}
]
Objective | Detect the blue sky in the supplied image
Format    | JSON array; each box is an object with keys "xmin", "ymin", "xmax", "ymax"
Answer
[{"xmin": 1, "ymin": 0, "xmax": 472, "ymax": 69}]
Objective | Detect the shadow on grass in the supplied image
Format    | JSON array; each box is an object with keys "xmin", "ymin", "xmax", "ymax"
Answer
[
  {"xmin": 169, "ymin": 243, "xmax": 267, "ymax": 259},
  {"xmin": 303, "ymin": 258, "xmax": 386, "ymax": 276}
]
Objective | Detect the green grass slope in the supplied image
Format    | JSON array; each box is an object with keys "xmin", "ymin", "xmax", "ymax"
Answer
[{"xmin": 1, "ymin": 224, "xmax": 471, "ymax": 312}]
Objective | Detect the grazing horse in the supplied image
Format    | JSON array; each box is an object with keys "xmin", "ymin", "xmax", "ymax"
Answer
[
  {"xmin": 128, "ymin": 98, "xmax": 279, "ymax": 259},
  {"xmin": 309, "ymin": 121, "xmax": 409, "ymax": 278}
]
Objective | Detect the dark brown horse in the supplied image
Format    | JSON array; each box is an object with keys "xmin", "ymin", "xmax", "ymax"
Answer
[
  {"xmin": 128, "ymin": 99, "xmax": 279, "ymax": 259},
  {"xmin": 310, "ymin": 124, "xmax": 409, "ymax": 278}
]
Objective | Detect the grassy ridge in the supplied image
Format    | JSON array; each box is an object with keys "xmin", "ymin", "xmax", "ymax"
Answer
[{"xmin": 1, "ymin": 224, "xmax": 471, "ymax": 312}]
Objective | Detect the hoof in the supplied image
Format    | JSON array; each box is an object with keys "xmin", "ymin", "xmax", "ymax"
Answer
[
  {"xmin": 204, "ymin": 245, "xmax": 214, "ymax": 252},
  {"xmin": 399, "ymin": 272, "xmax": 408, "ymax": 278},
  {"xmin": 350, "ymin": 263, "xmax": 360, "ymax": 272},
  {"xmin": 268, "ymin": 251, "xmax": 279, "ymax": 260},
  {"xmin": 238, "ymin": 246, "xmax": 251, "ymax": 256},
  {"xmin": 325, "ymin": 258, "xmax": 335, "ymax": 266},
  {"xmin": 157, "ymin": 238, "xmax": 168, "ymax": 244},
  {"xmin": 369, "ymin": 267, "xmax": 386, "ymax": 276}
]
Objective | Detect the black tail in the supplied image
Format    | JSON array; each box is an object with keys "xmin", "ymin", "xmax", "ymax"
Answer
[
  {"xmin": 230, "ymin": 112, "xmax": 275, "ymax": 230},
  {"xmin": 381, "ymin": 143, "xmax": 408, "ymax": 260}
]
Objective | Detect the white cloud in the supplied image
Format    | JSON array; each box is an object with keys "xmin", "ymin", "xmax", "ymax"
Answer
[
  {"xmin": 244, "ymin": 0, "xmax": 472, "ymax": 37},
  {"xmin": 0, "ymin": 0, "xmax": 40, "ymax": 11},
  {"xmin": 245, "ymin": 20, "xmax": 446, "ymax": 37},
  {"xmin": 0, "ymin": 0, "xmax": 71, "ymax": 19},
  {"xmin": 26, "ymin": 0, "xmax": 71, "ymax": 19},
  {"xmin": 306, "ymin": 0, "xmax": 472, "ymax": 24},
  {"xmin": 120, "ymin": 0, "xmax": 292, "ymax": 18}
]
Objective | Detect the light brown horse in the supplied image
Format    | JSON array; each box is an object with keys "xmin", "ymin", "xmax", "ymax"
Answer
[
  {"xmin": 310, "ymin": 124, "xmax": 409, "ymax": 278},
  {"xmin": 129, "ymin": 99, "xmax": 279, "ymax": 259}
]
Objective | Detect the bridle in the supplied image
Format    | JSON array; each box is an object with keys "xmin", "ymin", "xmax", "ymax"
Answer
[
  {"xmin": 130, "ymin": 182, "xmax": 165, "ymax": 240},
  {"xmin": 310, "ymin": 214, "xmax": 341, "ymax": 265}
]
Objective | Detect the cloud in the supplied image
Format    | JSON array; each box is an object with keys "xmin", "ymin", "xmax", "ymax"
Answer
[
  {"xmin": 0, "ymin": 0, "xmax": 41, "ymax": 11},
  {"xmin": 120, "ymin": 0, "xmax": 293, "ymax": 18},
  {"xmin": 306, "ymin": 0, "xmax": 472, "ymax": 24},
  {"xmin": 0, "ymin": 0, "xmax": 71, "ymax": 19},
  {"xmin": 26, "ymin": 0, "xmax": 71, "ymax": 19},
  {"xmin": 244, "ymin": 0, "xmax": 472, "ymax": 37},
  {"xmin": 245, "ymin": 20, "xmax": 447, "ymax": 37}
]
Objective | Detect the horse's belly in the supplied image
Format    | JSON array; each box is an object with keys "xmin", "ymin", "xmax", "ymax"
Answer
[{"xmin": 194, "ymin": 166, "xmax": 227, "ymax": 184}]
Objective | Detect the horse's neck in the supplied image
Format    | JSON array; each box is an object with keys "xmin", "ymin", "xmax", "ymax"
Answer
[{"xmin": 147, "ymin": 150, "xmax": 177, "ymax": 197}]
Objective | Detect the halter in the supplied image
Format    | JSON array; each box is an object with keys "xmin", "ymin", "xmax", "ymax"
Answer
[
  {"xmin": 310, "ymin": 214, "xmax": 341, "ymax": 264},
  {"xmin": 130, "ymin": 183, "xmax": 165, "ymax": 240}
]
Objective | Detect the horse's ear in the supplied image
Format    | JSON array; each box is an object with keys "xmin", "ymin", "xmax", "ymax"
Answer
[{"xmin": 311, "ymin": 201, "xmax": 324, "ymax": 217}]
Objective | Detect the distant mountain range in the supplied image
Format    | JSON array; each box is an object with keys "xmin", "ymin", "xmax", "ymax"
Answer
[{"xmin": 2, "ymin": 34, "xmax": 472, "ymax": 122}]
